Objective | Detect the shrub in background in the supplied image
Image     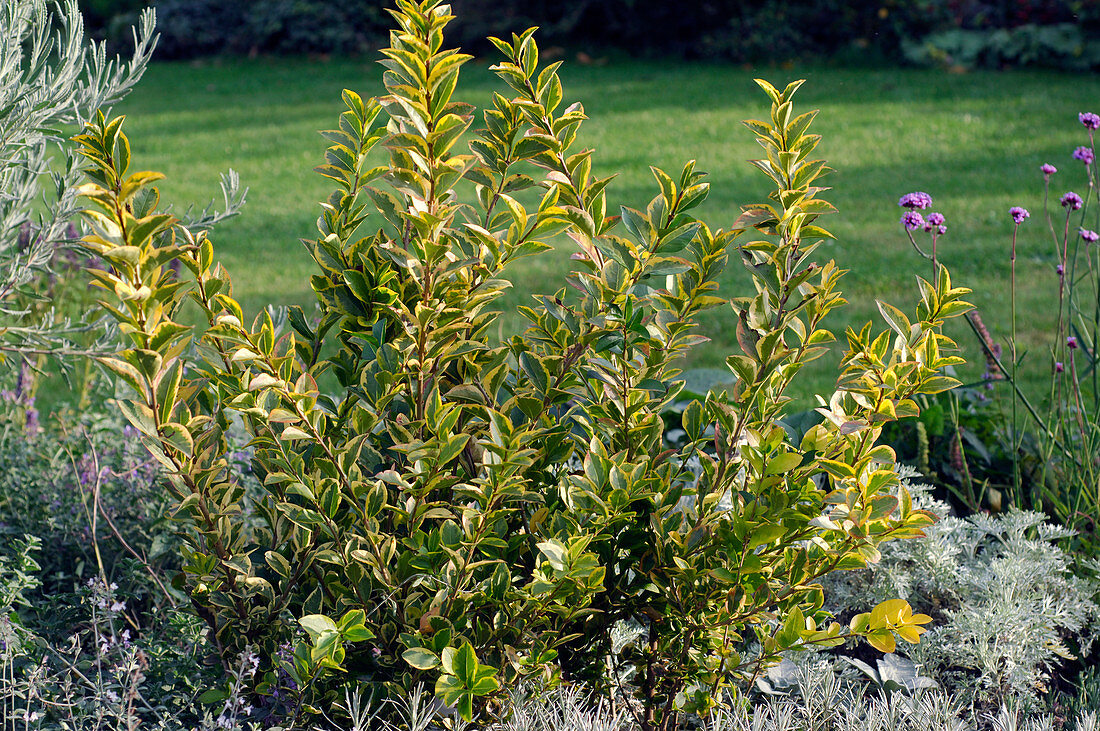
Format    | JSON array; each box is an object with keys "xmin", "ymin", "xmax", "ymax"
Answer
[
  {"xmin": 246, "ymin": 0, "xmax": 387, "ymax": 56},
  {"xmin": 88, "ymin": 0, "xmax": 1100, "ymax": 67},
  {"xmin": 80, "ymin": 0, "xmax": 148, "ymax": 31},
  {"xmin": 901, "ymin": 24, "xmax": 1100, "ymax": 71},
  {"xmin": 143, "ymin": 0, "xmax": 249, "ymax": 58},
  {"xmin": 147, "ymin": 0, "xmax": 388, "ymax": 58}
]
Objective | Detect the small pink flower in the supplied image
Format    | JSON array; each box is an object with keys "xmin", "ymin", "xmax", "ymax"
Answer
[
  {"xmin": 901, "ymin": 211, "xmax": 925, "ymax": 231},
  {"xmin": 899, "ymin": 191, "xmax": 933, "ymax": 210},
  {"xmin": 1062, "ymin": 192, "xmax": 1084, "ymax": 210}
]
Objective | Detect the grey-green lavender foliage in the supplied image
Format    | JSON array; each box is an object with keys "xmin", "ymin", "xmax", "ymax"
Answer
[
  {"xmin": 821, "ymin": 466, "xmax": 1100, "ymax": 713},
  {"xmin": 0, "ymin": 0, "xmax": 244, "ymax": 360},
  {"xmin": 0, "ymin": 0, "xmax": 152, "ymax": 345}
]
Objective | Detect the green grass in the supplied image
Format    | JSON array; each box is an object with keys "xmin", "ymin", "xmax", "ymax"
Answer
[{"xmin": 113, "ymin": 56, "xmax": 1100, "ymax": 405}]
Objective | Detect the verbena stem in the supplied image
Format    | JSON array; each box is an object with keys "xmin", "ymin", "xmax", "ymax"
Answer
[
  {"xmin": 964, "ymin": 313, "xmax": 1077, "ymax": 467},
  {"xmin": 1010, "ymin": 224, "xmax": 1021, "ymax": 499}
]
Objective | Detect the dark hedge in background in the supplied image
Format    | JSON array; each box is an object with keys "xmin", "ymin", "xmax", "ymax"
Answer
[{"xmin": 82, "ymin": 1, "xmax": 1100, "ymax": 71}]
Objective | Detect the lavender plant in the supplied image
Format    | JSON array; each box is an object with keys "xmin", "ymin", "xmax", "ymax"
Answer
[
  {"xmin": 0, "ymin": 390, "xmax": 175, "ymax": 596},
  {"xmin": 0, "ymin": 401, "xmax": 282, "ymax": 730},
  {"xmin": 0, "ymin": 572, "xmax": 258, "ymax": 730},
  {"xmin": 74, "ymin": 1, "xmax": 974, "ymax": 727}
]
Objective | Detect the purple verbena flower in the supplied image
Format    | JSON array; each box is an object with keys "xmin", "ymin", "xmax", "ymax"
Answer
[
  {"xmin": 1042, "ymin": 163, "xmax": 1058, "ymax": 176},
  {"xmin": 1068, "ymin": 336, "xmax": 1079, "ymax": 349},
  {"xmin": 1062, "ymin": 192, "xmax": 1084, "ymax": 210},
  {"xmin": 927, "ymin": 212, "xmax": 945, "ymax": 226},
  {"xmin": 1009, "ymin": 206, "xmax": 1030, "ymax": 224},
  {"xmin": 1082, "ymin": 228, "xmax": 1100, "ymax": 243},
  {"xmin": 901, "ymin": 211, "xmax": 925, "ymax": 231},
  {"xmin": 1074, "ymin": 146, "xmax": 1095, "ymax": 165},
  {"xmin": 1081, "ymin": 112, "xmax": 1100, "ymax": 130},
  {"xmin": 899, "ymin": 192, "xmax": 933, "ymax": 210},
  {"xmin": 938, "ymin": 224, "xmax": 947, "ymax": 235},
  {"xmin": 1056, "ymin": 361, "xmax": 1065, "ymax": 373},
  {"xmin": 1057, "ymin": 264, "xmax": 1065, "ymax": 276}
]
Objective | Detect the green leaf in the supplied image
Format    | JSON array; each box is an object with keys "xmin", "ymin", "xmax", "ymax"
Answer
[
  {"xmin": 877, "ymin": 301, "xmax": 912, "ymax": 340},
  {"xmin": 748, "ymin": 523, "xmax": 785, "ymax": 549},
  {"xmin": 299, "ymin": 614, "xmax": 338, "ymax": 641},
  {"xmin": 433, "ymin": 668, "xmax": 464, "ymax": 703},
  {"xmin": 99, "ymin": 357, "xmax": 146, "ymax": 395},
  {"xmin": 519, "ymin": 352, "xmax": 549, "ymax": 393},
  {"xmin": 682, "ymin": 400, "xmax": 705, "ymax": 440},
  {"xmin": 470, "ymin": 674, "xmax": 500, "ymax": 694},
  {"xmin": 796, "ymin": 198, "xmax": 836, "ymax": 215},
  {"xmin": 453, "ymin": 642, "xmax": 478, "ymax": 685},
  {"xmin": 343, "ymin": 625, "xmax": 375, "ymax": 643},
  {"xmin": 265, "ymin": 551, "xmax": 292, "ymax": 578},
  {"xmin": 280, "ymin": 426, "xmax": 313, "ymax": 441},
  {"xmin": 198, "ymin": 688, "xmax": 228, "ymax": 704},
  {"xmin": 710, "ymin": 567, "xmax": 739, "ymax": 584},
  {"xmin": 919, "ymin": 375, "xmax": 961, "ymax": 395},
  {"xmin": 620, "ymin": 206, "xmax": 654, "ymax": 244},
  {"xmin": 403, "ymin": 648, "xmax": 441, "ymax": 670},
  {"xmin": 456, "ymin": 693, "xmax": 474, "ymax": 722},
  {"xmin": 537, "ymin": 540, "xmax": 567, "ymax": 571},
  {"xmin": 765, "ymin": 452, "xmax": 802, "ymax": 475},
  {"xmin": 438, "ymin": 433, "xmax": 471, "ymax": 466},
  {"xmin": 159, "ymin": 422, "xmax": 193, "ymax": 455}
]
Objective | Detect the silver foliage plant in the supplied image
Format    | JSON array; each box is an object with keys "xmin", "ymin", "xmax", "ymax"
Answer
[
  {"xmin": 697, "ymin": 666, "xmax": 1100, "ymax": 731},
  {"xmin": 0, "ymin": 0, "xmax": 154, "ymax": 355},
  {"xmin": 0, "ymin": 0, "xmax": 243, "ymax": 358},
  {"xmin": 821, "ymin": 466, "xmax": 1100, "ymax": 713},
  {"xmin": 329, "ymin": 677, "xmax": 1100, "ymax": 731}
]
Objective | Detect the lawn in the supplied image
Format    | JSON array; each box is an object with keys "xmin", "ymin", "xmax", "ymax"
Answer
[{"xmin": 113, "ymin": 56, "xmax": 1100, "ymax": 405}]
